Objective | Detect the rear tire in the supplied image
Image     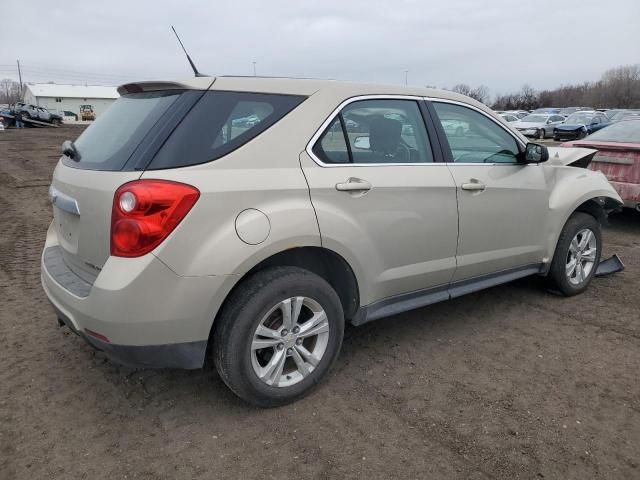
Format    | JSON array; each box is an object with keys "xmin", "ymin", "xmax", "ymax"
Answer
[
  {"xmin": 546, "ymin": 212, "xmax": 601, "ymax": 296},
  {"xmin": 213, "ymin": 266, "xmax": 344, "ymax": 407}
]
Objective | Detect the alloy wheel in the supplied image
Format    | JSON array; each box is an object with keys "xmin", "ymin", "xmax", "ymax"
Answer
[
  {"xmin": 251, "ymin": 296, "xmax": 329, "ymax": 387},
  {"xmin": 565, "ymin": 228, "xmax": 597, "ymax": 285}
]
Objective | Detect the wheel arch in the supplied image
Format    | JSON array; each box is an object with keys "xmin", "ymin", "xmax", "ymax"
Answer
[
  {"xmin": 208, "ymin": 246, "xmax": 361, "ymax": 353},
  {"xmin": 543, "ymin": 192, "xmax": 621, "ymax": 275},
  {"xmin": 243, "ymin": 246, "xmax": 360, "ymax": 319}
]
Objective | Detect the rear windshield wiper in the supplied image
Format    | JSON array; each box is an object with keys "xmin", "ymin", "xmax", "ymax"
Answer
[{"xmin": 62, "ymin": 140, "xmax": 81, "ymax": 161}]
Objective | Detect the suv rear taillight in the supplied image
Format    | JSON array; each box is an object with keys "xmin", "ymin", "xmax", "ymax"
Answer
[{"xmin": 111, "ymin": 180, "xmax": 200, "ymax": 257}]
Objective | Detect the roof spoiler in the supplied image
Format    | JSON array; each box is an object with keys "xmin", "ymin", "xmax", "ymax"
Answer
[{"xmin": 117, "ymin": 79, "xmax": 215, "ymax": 96}]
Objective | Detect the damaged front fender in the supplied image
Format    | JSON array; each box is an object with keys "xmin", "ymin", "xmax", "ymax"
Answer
[{"xmin": 546, "ymin": 146, "xmax": 598, "ymax": 168}]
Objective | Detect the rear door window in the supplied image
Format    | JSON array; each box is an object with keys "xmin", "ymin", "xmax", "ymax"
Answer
[
  {"xmin": 312, "ymin": 99, "xmax": 434, "ymax": 164},
  {"xmin": 148, "ymin": 91, "xmax": 306, "ymax": 170}
]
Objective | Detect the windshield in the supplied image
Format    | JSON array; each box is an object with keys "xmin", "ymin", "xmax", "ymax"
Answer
[
  {"xmin": 66, "ymin": 91, "xmax": 183, "ymax": 171},
  {"xmin": 586, "ymin": 120, "xmax": 640, "ymax": 143},
  {"xmin": 520, "ymin": 115, "xmax": 548, "ymax": 123},
  {"xmin": 565, "ymin": 113, "xmax": 594, "ymax": 124}
]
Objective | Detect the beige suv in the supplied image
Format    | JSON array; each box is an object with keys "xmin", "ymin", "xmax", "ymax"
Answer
[{"xmin": 41, "ymin": 77, "xmax": 622, "ymax": 406}]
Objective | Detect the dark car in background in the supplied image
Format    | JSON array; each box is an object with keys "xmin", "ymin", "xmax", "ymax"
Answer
[
  {"xmin": 561, "ymin": 119, "xmax": 640, "ymax": 210},
  {"xmin": 558, "ymin": 107, "xmax": 594, "ymax": 118},
  {"xmin": 553, "ymin": 111, "xmax": 610, "ymax": 141}
]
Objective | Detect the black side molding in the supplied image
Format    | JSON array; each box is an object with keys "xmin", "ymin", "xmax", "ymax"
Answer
[{"xmin": 352, "ymin": 264, "xmax": 543, "ymax": 326}]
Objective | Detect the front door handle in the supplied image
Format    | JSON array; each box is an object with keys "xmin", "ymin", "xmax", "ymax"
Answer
[
  {"xmin": 461, "ymin": 180, "xmax": 486, "ymax": 192},
  {"xmin": 335, "ymin": 178, "xmax": 372, "ymax": 192}
]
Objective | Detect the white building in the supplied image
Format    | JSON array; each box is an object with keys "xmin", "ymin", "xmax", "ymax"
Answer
[{"xmin": 23, "ymin": 83, "xmax": 119, "ymax": 119}]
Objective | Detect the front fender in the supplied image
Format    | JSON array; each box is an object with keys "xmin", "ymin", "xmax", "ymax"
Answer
[{"xmin": 543, "ymin": 166, "xmax": 622, "ymax": 270}]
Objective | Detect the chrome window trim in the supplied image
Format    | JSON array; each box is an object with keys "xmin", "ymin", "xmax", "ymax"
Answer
[{"xmin": 305, "ymin": 94, "xmax": 441, "ymax": 168}]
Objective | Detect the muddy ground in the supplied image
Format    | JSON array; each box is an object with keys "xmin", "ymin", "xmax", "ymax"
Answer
[{"xmin": 1, "ymin": 126, "xmax": 639, "ymax": 479}]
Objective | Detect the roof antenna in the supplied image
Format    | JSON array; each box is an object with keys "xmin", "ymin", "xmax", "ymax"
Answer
[{"xmin": 171, "ymin": 25, "xmax": 207, "ymax": 77}]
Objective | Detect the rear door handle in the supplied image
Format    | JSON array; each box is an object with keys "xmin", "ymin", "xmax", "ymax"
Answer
[
  {"xmin": 335, "ymin": 178, "xmax": 372, "ymax": 192},
  {"xmin": 461, "ymin": 181, "xmax": 486, "ymax": 192}
]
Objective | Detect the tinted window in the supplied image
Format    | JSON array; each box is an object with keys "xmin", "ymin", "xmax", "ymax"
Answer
[
  {"xmin": 63, "ymin": 91, "xmax": 182, "ymax": 171},
  {"xmin": 150, "ymin": 91, "xmax": 305, "ymax": 169},
  {"xmin": 433, "ymin": 102, "xmax": 520, "ymax": 163},
  {"xmin": 313, "ymin": 99, "xmax": 433, "ymax": 164}
]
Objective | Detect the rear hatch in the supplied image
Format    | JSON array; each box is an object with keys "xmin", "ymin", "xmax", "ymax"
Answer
[
  {"xmin": 50, "ymin": 88, "xmax": 197, "ymax": 282},
  {"xmin": 49, "ymin": 79, "xmax": 306, "ymax": 283}
]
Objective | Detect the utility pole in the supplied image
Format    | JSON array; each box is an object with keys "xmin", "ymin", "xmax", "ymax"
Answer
[
  {"xmin": 17, "ymin": 59, "xmax": 23, "ymax": 99},
  {"xmin": 404, "ymin": 70, "xmax": 408, "ymax": 86},
  {"xmin": 253, "ymin": 61, "xmax": 257, "ymax": 77}
]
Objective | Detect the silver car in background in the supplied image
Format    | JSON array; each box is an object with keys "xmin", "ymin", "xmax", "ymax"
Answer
[
  {"xmin": 512, "ymin": 113, "xmax": 566, "ymax": 139},
  {"xmin": 500, "ymin": 113, "xmax": 519, "ymax": 123}
]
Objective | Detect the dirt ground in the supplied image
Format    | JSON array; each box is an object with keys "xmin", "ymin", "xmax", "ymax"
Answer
[{"xmin": 1, "ymin": 126, "xmax": 639, "ymax": 480}]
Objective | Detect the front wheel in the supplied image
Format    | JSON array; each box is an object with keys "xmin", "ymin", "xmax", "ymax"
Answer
[
  {"xmin": 547, "ymin": 212, "xmax": 601, "ymax": 296},
  {"xmin": 213, "ymin": 266, "xmax": 344, "ymax": 407},
  {"xmin": 538, "ymin": 128, "xmax": 546, "ymax": 139}
]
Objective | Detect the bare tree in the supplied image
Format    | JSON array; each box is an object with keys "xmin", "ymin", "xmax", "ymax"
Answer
[
  {"xmin": 470, "ymin": 85, "xmax": 490, "ymax": 104},
  {"xmin": 448, "ymin": 83, "xmax": 491, "ymax": 104},
  {"xmin": 451, "ymin": 84, "xmax": 472, "ymax": 97},
  {"xmin": 0, "ymin": 78, "xmax": 21, "ymax": 105},
  {"xmin": 494, "ymin": 64, "xmax": 640, "ymax": 109}
]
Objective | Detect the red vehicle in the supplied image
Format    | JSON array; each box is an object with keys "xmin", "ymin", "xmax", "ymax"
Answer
[{"xmin": 561, "ymin": 119, "xmax": 640, "ymax": 211}]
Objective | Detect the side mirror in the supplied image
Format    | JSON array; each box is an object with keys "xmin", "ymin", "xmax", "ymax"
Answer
[
  {"xmin": 546, "ymin": 119, "xmax": 553, "ymax": 124},
  {"xmin": 524, "ymin": 143, "xmax": 549, "ymax": 163},
  {"xmin": 353, "ymin": 136, "xmax": 370, "ymax": 150}
]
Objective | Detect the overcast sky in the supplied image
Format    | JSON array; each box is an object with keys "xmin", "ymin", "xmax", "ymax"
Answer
[{"xmin": 2, "ymin": 0, "xmax": 639, "ymax": 96}]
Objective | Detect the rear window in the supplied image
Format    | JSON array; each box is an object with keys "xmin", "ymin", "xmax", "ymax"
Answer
[
  {"xmin": 148, "ymin": 91, "xmax": 306, "ymax": 169},
  {"xmin": 586, "ymin": 120, "xmax": 640, "ymax": 142},
  {"xmin": 64, "ymin": 91, "xmax": 183, "ymax": 171}
]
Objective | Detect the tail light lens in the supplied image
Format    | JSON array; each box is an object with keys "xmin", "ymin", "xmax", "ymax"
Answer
[{"xmin": 111, "ymin": 180, "xmax": 200, "ymax": 257}]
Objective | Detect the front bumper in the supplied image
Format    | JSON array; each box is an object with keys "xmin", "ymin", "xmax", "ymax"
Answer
[
  {"xmin": 517, "ymin": 128, "xmax": 541, "ymax": 137},
  {"xmin": 554, "ymin": 129, "xmax": 584, "ymax": 140},
  {"xmin": 41, "ymin": 224, "xmax": 237, "ymax": 369}
]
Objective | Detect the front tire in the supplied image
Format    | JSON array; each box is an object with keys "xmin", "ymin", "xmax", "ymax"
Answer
[
  {"xmin": 538, "ymin": 128, "xmax": 546, "ymax": 139},
  {"xmin": 213, "ymin": 266, "xmax": 344, "ymax": 407},
  {"xmin": 547, "ymin": 212, "xmax": 601, "ymax": 296}
]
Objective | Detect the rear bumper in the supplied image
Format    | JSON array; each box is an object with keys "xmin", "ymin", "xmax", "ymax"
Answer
[
  {"xmin": 41, "ymin": 223, "xmax": 238, "ymax": 369},
  {"xmin": 52, "ymin": 302, "xmax": 207, "ymax": 369}
]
